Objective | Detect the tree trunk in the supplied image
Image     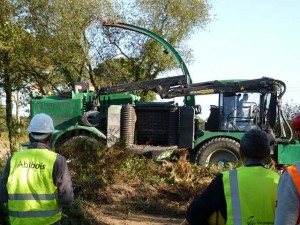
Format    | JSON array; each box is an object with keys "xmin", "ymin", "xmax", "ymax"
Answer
[{"xmin": 3, "ymin": 52, "xmax": 16, "ymax": 152}]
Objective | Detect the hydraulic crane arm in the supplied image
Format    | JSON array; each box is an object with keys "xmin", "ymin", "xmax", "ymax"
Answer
[
  {"xmin": 98, "ymin": 75, "xmax": 188, "ymax": 98},
  {"xmin": 101, "ymin": 23, "xmax": 285, "ymax": 107},
  {"xmin": 164, "ymin": 77, "xmax": 286, "ymax": 98},
  {"xmin": 99, "ymin": 75, "xmax": 285, "ymax": 99},
  {"xmin": 98, "ymin": 74, "xmax": 288, "ymax": 141}
]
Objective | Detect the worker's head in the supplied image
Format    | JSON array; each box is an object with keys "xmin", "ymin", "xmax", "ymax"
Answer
[
  {"xmin": 243, "ymin": 94, "xmax": 249, "ymax": 101},
  {"xmin": 239, "ymin": 129, "xmax": 270, "ymax": 162},
  {"xmin": 292, "ymin": 114, "xmax": 300, "ymax": 140},
  {"xmin": 27, "ymin": 113, "xmax": 54, "ymax": 143}
]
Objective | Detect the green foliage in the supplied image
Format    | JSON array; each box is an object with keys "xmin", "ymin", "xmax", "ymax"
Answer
[
  {"xmin": 91, "ymin": 0, "xmax": 211, "ymax": 93},
  {"xmin": 0, "ymin": 0, "xmax": 106, "ymax": 150},
  {"xmin": 61, "ymin": 200, "xmax": 96, "ymax": 225},
  {"xmin": 1, "ymin": 0, "xmax": 212, "ymax": 144},
  {"xmin": 275, "ymin": 100, "xmax": 300, "ymax": 140},
  {"xmin": 120, "ymin": 155, "xmax": 173, "ymax": 184},
  {"xmin": 282, "ymin": 100, "xmax": 300, "ymax": 120},
  {"xmin": 133, "ymin": 0, "xmax": 211, "ymax": 37},
  {"xmin": 15, "ymin": 0, "xmax": 105, "ymax": 89}
]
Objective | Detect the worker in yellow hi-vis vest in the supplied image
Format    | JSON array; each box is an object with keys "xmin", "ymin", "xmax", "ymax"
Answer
[
  {"xmin": 0, "ymin": 113, "xmax": 74, "ymax": 225},
  {"xmin": 184, "ymin": 129, "xmax": 279, "ymax": 225}
]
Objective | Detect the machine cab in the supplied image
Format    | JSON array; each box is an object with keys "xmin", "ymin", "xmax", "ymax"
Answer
[{"xmin": 205, "ymin": 92, "xmax": 260, "ymax": 132}]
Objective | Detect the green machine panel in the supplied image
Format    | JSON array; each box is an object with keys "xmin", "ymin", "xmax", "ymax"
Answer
[
  {"xmin": 30, "ymin": 98, "xmax": 82, "ymax": 130},
  {"xmin": 99, "ymin": 93, "xmax": 140, "ymax": 116},
  {"xmin": 278, "ymin": 142, "xmax": 300, "ymax": 165}
]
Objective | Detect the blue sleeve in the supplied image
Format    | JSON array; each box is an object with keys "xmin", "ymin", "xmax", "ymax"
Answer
[
  {"xmin": 53, "ymin": 155, "xmax": 74, "ymax": 207},
  {"xmin": 186, "ymin": 173, "xmax": 226, "ymax": 225},
  {"xmin": 275, "ymin": 171, "xmax": 300, "ymax": 225},
  {"xmin": 0, "ymin": 157, "xmax": 11, "ymax": 203}
]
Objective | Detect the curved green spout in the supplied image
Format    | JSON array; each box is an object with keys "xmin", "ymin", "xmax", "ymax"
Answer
[{"xmin": 102, "ymin": 21, "xmax": 195, "ymax": 106}]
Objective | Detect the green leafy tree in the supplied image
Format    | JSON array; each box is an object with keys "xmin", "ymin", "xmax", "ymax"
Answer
[
  {"xmin": 0, "ymin": 2, "xmax": 28, "ymax": 150},
  {"xmin": 91, "ymin": 0, "xmax": 211, "ymax": 99},
  {"xmin": 276, "ymin": 100, "xmax": 300, "ymax": 140},
  {"xmin": 17, "ymin": 0, "xmax": 105, "ymax": 90},
  {"xmin": 0, "ymin": 0, "xmax": 211, "ymax": 149},
  {"xmin": 0, "ymin": 0, "xmax": 106, "ymax": 150},
  {"xmin": 282, "ymin": 100, "xmax": 300, "ymax": 120}
]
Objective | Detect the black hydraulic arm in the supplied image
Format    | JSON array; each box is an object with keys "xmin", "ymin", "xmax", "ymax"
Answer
[
  {"xmin": 98, "ymin": 76, "xmax": 285, "ymax": 99},
  {"xmin": 164, "ymin": 77, "xmax": 285, "ymax": 98},
  {"xmin": 98, "ymin": 75, "xmax": 188, "ymax": 98}
]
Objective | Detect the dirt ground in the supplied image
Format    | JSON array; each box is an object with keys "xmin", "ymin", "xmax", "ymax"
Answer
[
  {"xmin": 73, "ymin": 183, "xmax": 193, "ymax": 225},
  {"xmin": 88, "ymin": 209, "xmax": 186, "ymax": 225}
]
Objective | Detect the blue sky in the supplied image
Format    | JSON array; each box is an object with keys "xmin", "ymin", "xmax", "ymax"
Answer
[{"xmin": 186, "ymin": 0, "xmax": 300, "ymax": 119}]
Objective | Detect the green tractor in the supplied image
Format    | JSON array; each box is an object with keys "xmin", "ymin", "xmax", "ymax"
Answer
[{"xmin": 22, "ymin": 23, "xmax": 299, "ymax": 168}]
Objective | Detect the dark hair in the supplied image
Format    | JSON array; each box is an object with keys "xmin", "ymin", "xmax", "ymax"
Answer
[
  {"xmin": 29, "ymin": 133, "xmax": 53, "ymax": 143},
  {"xmin": 239, "ymin": 129, "xmax": 270, "ymax": 160}
]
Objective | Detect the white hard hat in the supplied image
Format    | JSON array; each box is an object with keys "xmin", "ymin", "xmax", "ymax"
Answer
[{"xmin": 27, "ymin": 113, "xmax": 54, "ymax": 135}]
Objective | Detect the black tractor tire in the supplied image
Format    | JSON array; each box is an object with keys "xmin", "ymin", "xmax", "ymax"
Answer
[{"xmin": 195, "ymin": 137, "xmax": 240, "ymax": 168}]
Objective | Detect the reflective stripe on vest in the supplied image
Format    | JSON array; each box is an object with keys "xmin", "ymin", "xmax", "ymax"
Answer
[
  {"xmin": 7, "ymin": 149, "xmax": 61, "ymax": 225},
  {"xmin": 8, "ymin": 193, "xmax": 57, "ymax": 200},
  {"xmin": 287, "ymin": 164, "xmax": 300, "ymax": 224},
  {"xmin": 229, "ymin": 169, "xmax": 242, "ymax": 225},
  {"xmin": 223, "ymin": 169, "xmax": 242, "ymax": 225},
  {"xmin": 9, "ymin": 207, "xmax": 62, "ymax": 218}
]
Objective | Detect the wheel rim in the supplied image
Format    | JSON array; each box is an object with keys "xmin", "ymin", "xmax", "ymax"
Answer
[{"xmin": 206, "ymin": 149, "xmax": 238, "ymax": 168}]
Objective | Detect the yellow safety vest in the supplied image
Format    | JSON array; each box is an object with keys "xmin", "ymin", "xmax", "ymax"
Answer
[
  {"xmin": 222, "ymin": 166, "xmax": 279, "ymax": 225},
  {"xmin": 208, "ymin": 210, "xmax": 226, "ymax": 225},
  {"xmin": 7, "ymin": 149, "xmax": 62, "ymax": 225}
]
